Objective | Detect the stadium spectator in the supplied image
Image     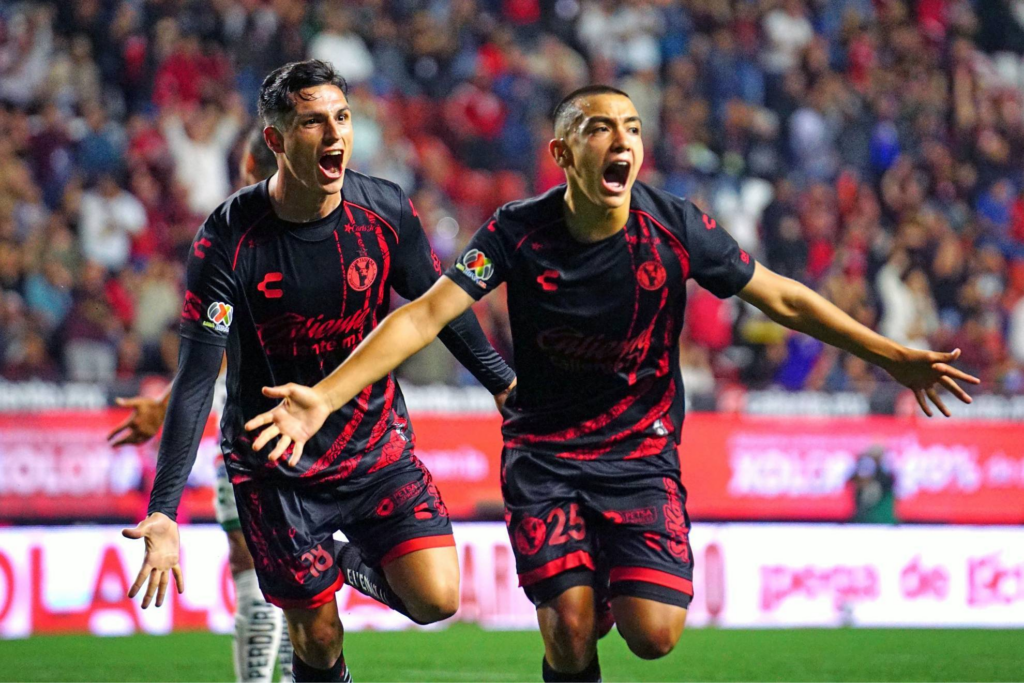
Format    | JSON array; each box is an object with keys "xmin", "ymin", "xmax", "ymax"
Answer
[
  {"xmin": 160, "ymin": 98, "xmax": 245, "ymax": 215},
  {"xmin": 77, "ymin": 173, "xmax": 147, "ymax": 271}
]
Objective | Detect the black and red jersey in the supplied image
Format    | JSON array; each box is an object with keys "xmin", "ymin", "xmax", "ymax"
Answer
[
  {"xmin": 445, "ymin": 181, "xmax": 754, "ymax": 459},
  {"xmin": 182, "ymin": 170, "xmax": 512, "ymax": 484}
]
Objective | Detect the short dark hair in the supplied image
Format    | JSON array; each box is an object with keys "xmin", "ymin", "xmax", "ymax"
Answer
[
  {"xmin": 244, "ymin": 127, "xmax": 277, "ymax": 180},
  {"xmin": 257, "ymin": 59, "xmax": 349, "ymax": 127},
  {"xmin": 552, "ymin": 85, "xmax": 630, "ymax": 138}
]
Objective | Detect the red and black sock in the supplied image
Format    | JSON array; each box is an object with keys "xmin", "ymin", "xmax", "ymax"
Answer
[
  {"xmin": 291, "ymin": 652, "xmax": 351, "ymax": 682},
  {"xmin": 542, "ymin": 655, "xmax": 601, "ymax": 682}
]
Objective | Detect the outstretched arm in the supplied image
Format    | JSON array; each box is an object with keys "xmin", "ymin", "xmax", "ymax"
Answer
[
  {"xmin": 738, "ymin": 262, "xmax": 980, "ymax": 416},
  {"xmin": 122, "ymin": 336, "xmax": 223, "ymax": 608},
  {"xmin": 245, "ymin": 276, "xmax": 476, "ymax": 465}
]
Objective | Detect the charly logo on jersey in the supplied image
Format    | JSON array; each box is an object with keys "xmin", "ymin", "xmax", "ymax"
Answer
[
  {"xmin": 456, "ymin": 249, "xmax": 493, "ymax": 287},
  {"xmin": 204, "ymin": 301, "xmax": 233, "ymax": 333},
  {"xmin": 347, "ymin": 256, "xmax": 378, "ymax": 291}
]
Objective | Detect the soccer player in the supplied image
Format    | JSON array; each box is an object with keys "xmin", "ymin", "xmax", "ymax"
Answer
[
  {"xmin": 121, "ymin": 60, "xmax": 515, "ymax": 683},
  {"xmin": 244, "ymin": 85, "xmax": 982, "ymax": 681},
  {"xmin": 110, "ymin": 128, "xmax": 294, "ymax": 682}
]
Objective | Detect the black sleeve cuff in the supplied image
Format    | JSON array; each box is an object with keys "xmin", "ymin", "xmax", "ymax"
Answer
[{"xmin": 438, "ymin": 309, "xmax": 515, "ymax": 395}]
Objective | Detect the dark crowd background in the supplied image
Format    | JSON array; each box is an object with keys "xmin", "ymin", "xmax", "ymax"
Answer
[{"xmin": 1, "ymin": 0, "xmax": 1023, "ymax": 402}]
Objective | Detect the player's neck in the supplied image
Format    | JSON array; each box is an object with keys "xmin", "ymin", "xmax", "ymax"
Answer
[
  {"xmin": 562, "ymin": 185, "xmax": 630, "ymax": 243},
  {"xmin": 269, "ymin": 172, "xmax": 342, "ymax": 223}
]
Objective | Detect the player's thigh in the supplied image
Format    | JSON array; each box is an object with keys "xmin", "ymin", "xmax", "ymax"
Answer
[
  {"xmin": 382, "ymin": 545, "xmax": 459, "ymax": 615},
  {"xmin": 283, "ymin": 598, "xmax": 343, "ymax": 666},
  {"xmin": 536, "ymin": 585, "xmax": 598, "ymax": 669},
  {"xmin": 586, "ymin": 451, "xmax": 694, "ymax": 610},
  {"xmin": 502, "ymin": 448, "xmax": 598, "ymax": 608},
  {"xmin": 341, "ymin": 451, "xmax": 458, "ymax": 621},
  {"xmin": 233, "ymin": 480, "xmax": 344, "ymax": 610},
  {"xmin": 612, "ymin": 596, "xmax": 687, "ymax": 659}
]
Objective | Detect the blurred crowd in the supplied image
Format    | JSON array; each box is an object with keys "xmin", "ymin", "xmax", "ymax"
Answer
[{"xmin": 1, "ymin": 0, "xmax": 1024, "ymax": 396}]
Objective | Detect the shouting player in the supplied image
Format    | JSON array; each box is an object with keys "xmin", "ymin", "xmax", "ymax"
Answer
[
  {"xmin": 242, "ymin": 85, "xmax": 979, "ymax": 681},
  {"xmin": 121, "ymin": 60, "xmax": 515, "ymax": 683},
  {"xmin": 110, "ymin": 128, "xmax": 294, "ymax": 682}
]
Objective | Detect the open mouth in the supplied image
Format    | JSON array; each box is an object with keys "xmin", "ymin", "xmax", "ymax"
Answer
[
  {"xmin": 601, "ymin": 160, "xmax": 630, "ymax": 193},
  {"xmin": 318, "ymin": 149, "xmax": 344, "ymax": 180}
]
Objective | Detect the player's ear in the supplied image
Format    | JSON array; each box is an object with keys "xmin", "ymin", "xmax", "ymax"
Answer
[
  {"xmin": 264, "ymin": 126, "xmax": 285, "ymax": 155},
  {"xmin": 549, "ymin": 138, "xmax": 572, "ymax": 169}
]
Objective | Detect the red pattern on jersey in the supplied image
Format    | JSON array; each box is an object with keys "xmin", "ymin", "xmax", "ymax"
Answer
[
  {"xmin": 504, "ymin": 380, "xmax": 646, "ymax": 448},
  {"xmin": 318, "ymin": 453, "xmax": 363, "ymax": 483},
  {"xmin": 624, "ymin": 433, "xmax": 671, "ymax": 459},
  {"xmin": 332, "ymin": 228, "xmax": 348, "ymax": 321},
  {"xmin": 367, "ymin": 427, "xmax": 407, "ymax": 473},
  {"xmin": 365, "ymin": 375, "xmax": 397, "ymax": 452},
  {"xmin": 632, "ymin": 210, "xmax": 690, "ymax": 281},
  {"xmin": 554, "ymin": 379, "xmax": 675, "ymax": 459},
  {"xmin": 409, "ymin": 454, "xmax": 448, "ymax": 519},
  {"xmin": 663, "ymin": 478, "xmax": 690, "ymax": 562},
  {"xmin": 371, "ymin": 215, "xmax": 392, "ymax": 312},
  {"xmin": 301, "ymin": 385, "xmax": 372, "ymax": 478},
  {"xmin": 344, "ymin": 200, "xmax": 399, "ymax": 243}
]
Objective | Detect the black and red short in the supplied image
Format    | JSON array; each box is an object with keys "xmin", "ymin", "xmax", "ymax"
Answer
[
  {"xmin": 501, "ymin": 446, "xmax": 693, "ymax": 609},
  {"xmin": 234, "ymin": 450, "xmax": 453, "ymax": 610}
]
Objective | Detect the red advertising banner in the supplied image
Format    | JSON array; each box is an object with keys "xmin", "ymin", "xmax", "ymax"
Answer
[
  {"xmin": 678, "ymin": 414, "xmax": 1024, "ymax": 524},
  {"xmin": 2, "ymin": 410, "xmax": 1023, "ymax": 524},
  {"xmin": 0, "ymin": 411, "xmax": 220, "ymax": 522}
]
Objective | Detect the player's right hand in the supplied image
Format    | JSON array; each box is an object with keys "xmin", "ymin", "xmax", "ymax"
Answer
[
  {"xmin": 122, "ymin": 513, "xmax": 184, "ymax": 609},
  {"xmin": 245, "ymin": 383, "xmax": 332, "ymax": 467},
  {"xmin": 108, "ymin": 396, "xmax": 167, "ymax": 447}
]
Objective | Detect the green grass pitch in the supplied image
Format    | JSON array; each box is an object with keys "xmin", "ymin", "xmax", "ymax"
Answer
[{"xmin": 1, "ymin": 625, "xmax": 1022, "ymax": 682}]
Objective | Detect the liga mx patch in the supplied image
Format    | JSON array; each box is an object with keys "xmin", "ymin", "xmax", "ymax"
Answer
[
  {"xmin": 204, "ymin": 301, "xmax": 233, "ymax": 333},
  {"xmin": 456, "ymin": 248, "xmax": 493, "ymax": 288}
]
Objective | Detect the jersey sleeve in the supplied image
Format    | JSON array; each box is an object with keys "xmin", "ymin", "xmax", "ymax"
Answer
[
  {"xmin": 147, "ymin": 337, "xmax": 223, "ymax": 520},
  {"xmin": 390, "ymin": 190, "xmax": 446, "ymax": 300},
  {"xmin": 180, "ymin": 216, "xmax": 236, "ymax": 347},
  {"xmin": 444, "ymin": 215, "xmax": 511, "ymax": 300},
  {"xmin": 680, "ymin": 200, "xmax": 755, "ymax": 298}
]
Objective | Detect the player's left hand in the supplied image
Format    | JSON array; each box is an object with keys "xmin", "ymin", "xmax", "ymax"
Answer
[
  {"xmin": 494, "ymin": 378, "xmax": 516, "ymax": 413},
  {"xmin": 883, "ymin": 347, "xmax": 980, "ymax": 417},
  {"xmin": 244, "ymin": 383, "xmax": 332, "ymax": 466},
  {"xmin": 122, "ymin": 512, "xmax": 183, "ymax": 609}
]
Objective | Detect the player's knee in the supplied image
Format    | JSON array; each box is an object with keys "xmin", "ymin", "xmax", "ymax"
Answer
[
  {"xmin": 405, "ymin": 581, "xmax": 459, "ymax": 624},
  {"xmin": 291, "ymin": 619, "xmax": 342, "ymax": 668},
  {"xmin": 547, "ymin": 610, "xmax": 595, "ymax": 669},
  {"xmin": 623, "ymin": 625, "xmax": 679, "ymax": 660}
]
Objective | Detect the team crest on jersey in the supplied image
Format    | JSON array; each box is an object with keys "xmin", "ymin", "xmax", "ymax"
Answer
[
  {"xmin": 347, "ymin": 256, "xmax": 378, "ymax": 291},
  {"xmin": 457, "ymin": 249, "xmax": 493, "ymax": 287},
  {"xmin": 637, "ymin": 261, "xmax": 666, "ymax": 290},
  {"xmin": 204, "ymin": 302, "xmax": 233, "ymax": 333},
  {"xmin": 514, "ymin": 516, "xmax": 547, "ymax": 556}
]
